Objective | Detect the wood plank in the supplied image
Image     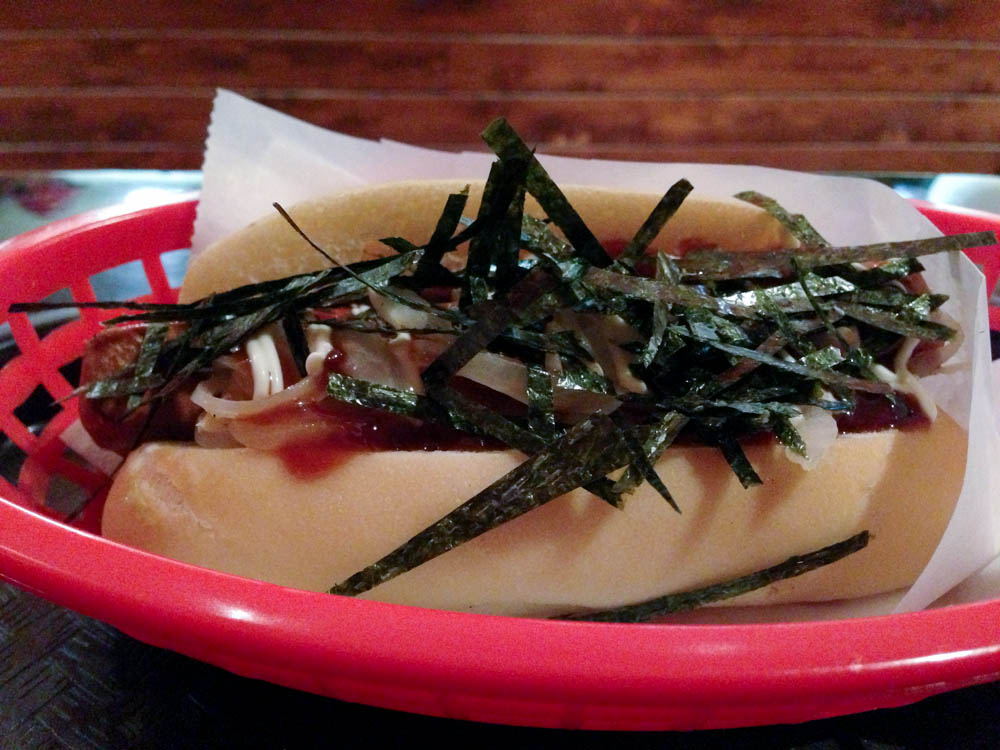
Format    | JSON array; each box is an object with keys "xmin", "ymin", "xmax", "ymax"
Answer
[
  {"xmin": 1, "ymin": 36, "xmax": 997, "ymax": 95},
  {"xmin": 3, "ymin": 93, "xmax": 998, "ymax": 148},
  {"xmin": 3, "ymin": 141, "xmax": 998, "ymax": 174},
  {"xmin": 6, "ymin": 0, "xmax": 1000, "ymax": 41},
  {"xmin": 451, "ymin": 37, "xmax": 1000, "ymax": 95},
  {"xmin": 0, "ymin": 38, "xmax": 447, "ymax": 91},
  {"xmin": 0, "ymin": 146, "xmax": 202, "ymax": 170}
]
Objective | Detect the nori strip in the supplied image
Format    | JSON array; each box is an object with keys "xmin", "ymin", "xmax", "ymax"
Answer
[
  {"xmin": 720, "ymin": 273, "xmax": 856, "ymax": 313},
  {"xmin": 636, "ymin": 253, "xmax": 677, "ymax": 367},
  {"xmin": 769, "ymin": 412, "xmax": 808, "ymax": 457},
  {"xmin": 614, "ymin": 179, "xmax": 693, "ymax": 269},
  {"xmin": 607, "ymin": 410, "xmax": 688, "ymax": 501},
  {"xmin": 734, "ymin": 190, "xmax": 829, "ymax": 247},
  {"xmin": 556, "ymin": 531, "xmax": 869, "ymax": 622},
  {"xmin": 496, "ymin": 175, "xmax": 528, "ymax": 293},
  {"xmin": 124, "ymin": 323, "xmax": 168, "ymax": 411},
  {"xmin": 525, "ymin": 363, "xmax": 557, "ymax": 440},
  {"xmin": 326, "ymin": 372, "xmax": 422, "ymax": 417},
  {"xmin": 610, "ymin": 411, "xmax": 681, "ymax": 512},
  {"xmin": 84, "ymin": 373, "xmax": 165, "ymax": 400},
  {"xmin": 418, "ymin": 188, "xmax": 469, "ymax": 274},
  {"xmin": 462, "ymin": 158, "xmax": 527, "ymax": 307},
  {"xmin": 329, "ymin": 413, "xmax": 633, "ymax": 596},
  {"xmin": 708, "ymin": 429, "xmax": 763, "ymax": 488},
  {"xmin": 677, "ymin": 231, "xmax": 996, "ymax": 281},
  {"xmin": 686, "ymin": 398, "xmax": 801, "ymax": 418},
  {"xmin": 829, "ymin": 256, "xmax": 923, "ymax": 286},
  {"xmin": 271, "ymin": 202, "xmax": 338, "ymax": 266},
  {"xmin": 849, "ymin": 287, "xmax": 948, "ymax": 312},
  {"xmin": 840, "ymin": 302, "xmax": 955, "ymax": 341},
  {"xmin": 481, "ymin": 117, "xmax": 613, "ymax": 268}
]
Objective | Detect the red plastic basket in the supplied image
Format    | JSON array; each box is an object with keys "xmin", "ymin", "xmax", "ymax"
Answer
[{"xmin": 1, "ymin": 197, "xmax": 999, "ymax": 731}]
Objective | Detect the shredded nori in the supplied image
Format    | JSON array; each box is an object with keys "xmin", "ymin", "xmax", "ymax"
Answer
[{"xmin": 557, "ymin": 531, "xmax": 869, "ymax": 623}]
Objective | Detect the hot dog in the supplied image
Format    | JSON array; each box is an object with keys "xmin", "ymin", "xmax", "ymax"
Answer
[{"xmin": 85, "ymin": 166, "xmax": 979, "ymax": 619}]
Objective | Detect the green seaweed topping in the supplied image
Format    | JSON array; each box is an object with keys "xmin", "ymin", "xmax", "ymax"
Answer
[
  {"xmin": 124, "ymin": 323, "xmax": 169, "ymax": 410},
  {"xmin": 636, "ymin": 252, "xmax": 678, "ymax": 367},
  {"xmin": 525, "ymin": 363, "xmax": 557, "ymax": 440},
  {"xmin": 481, "ymin": 117, "xmax": 612, "ymax": 268},
  {"xmin": 615, "ymin": 179, "xmax": 693, "ymax": 269},
  {"xmin": 557, "ymin": 531, "xmax": 869, "ymax": 622},
  {"xmin": 735, "ymin": 190, "xmax": 829, "ymax": 247},
  {"xmin": 840, "ymin": 302, "xmax": 955, "ymax": 341},
  {"xmin": 610, "ymin": 411, "xmax": 680, "ymax": 512},
  {"xmin": 329, "ymin": 413, "xmax": 634, "ymax": 596},
  {"xmin": 677, "ymin": 232, "xmax": 995, "ymax": 281}
]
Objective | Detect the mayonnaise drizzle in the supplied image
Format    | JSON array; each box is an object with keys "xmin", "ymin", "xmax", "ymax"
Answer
[
  {"xmin": 244, "ymin": 324, "xmax": 339, "ymax": 397},
  {"xmin": 870, "ymin": 336, "xmax": 938, "ymax": 421},
  {"xmin": 245, "ymin": 326, "xmax": 284, "ymax": 399},
  {"xmin": 305, "ymin": 324, "xmax": 334, "ymax": 376}
]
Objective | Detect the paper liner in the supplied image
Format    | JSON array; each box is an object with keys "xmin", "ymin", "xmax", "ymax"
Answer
[{"xmin": 190, "ymin": 89, "xmax": 1000, "ymax": 618}]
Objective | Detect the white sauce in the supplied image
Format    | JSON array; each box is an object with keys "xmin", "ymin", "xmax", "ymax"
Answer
[
  {"xmin": 870, "ymin": 336, "xmax": 938, "ymax": 422},
  {"xmin": 245, "ymin": 326, "xmax": 284, "ymax": 399},
  {"xmin": 305, "ymin": 324, "xmax": 334, "ymax": 376},
  {"xmin": 785, "ymin": 405, "xmax": 838, "ymax": 470}
]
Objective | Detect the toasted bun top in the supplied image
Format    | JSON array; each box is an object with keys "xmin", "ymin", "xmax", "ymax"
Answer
[{"xmin": 180, "ymin": 180, "xmax": 796, "ymax": 302}]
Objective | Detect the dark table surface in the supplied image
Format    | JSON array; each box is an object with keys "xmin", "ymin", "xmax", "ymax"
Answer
[{"xmin": 2, "ymin": 170, "xmax": 1000, "ymax": 749}]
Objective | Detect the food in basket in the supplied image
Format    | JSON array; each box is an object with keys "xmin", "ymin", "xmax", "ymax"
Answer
[{"xmin": 20, "ymin": 119, "xmax": 993, "ymax": 620}]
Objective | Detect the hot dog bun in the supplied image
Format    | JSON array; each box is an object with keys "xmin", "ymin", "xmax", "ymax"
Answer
[
  {"xmin": 103, "ymin": 415, "xmax": 965, "ymax": 616},
  {"xmin": 99, "ymin": 180, "xmax": 968, "ymax": 616},
  {"xmin": 178, "ymin": 181, "xmax": 795, "ymax": 302}
]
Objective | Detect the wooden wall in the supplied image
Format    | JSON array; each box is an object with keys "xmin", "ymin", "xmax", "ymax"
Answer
[{"xmin": 3, "ymin": 1, "xmax": 999, "ymax": 173}]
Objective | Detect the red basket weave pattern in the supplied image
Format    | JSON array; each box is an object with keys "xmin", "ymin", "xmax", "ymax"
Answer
[{"xmin": 0, "ymin": 200, "xmax": 196, "ymax": 530}]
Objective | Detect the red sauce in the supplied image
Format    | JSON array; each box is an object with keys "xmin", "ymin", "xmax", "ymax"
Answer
[
  {"xmin": 676, "ymin": 236, "xmax": 718, "ymax": 255},
  {"xmin": 834, "ymin": 392, "xmax": 930, "ymax": 434},
  {"xmin": 265, "ymin": 343, "xmax": 927, "ymax": 475},
  {"xmin": 276, "ymin": 439, "xmax": 354, "ymax": 480},
  {"xmin": 311, "ymin": 397, "xmax": 499, "ymax": 450},
  {"xmin": 603, "ymin": 238, "xmax": 628, "ymax": 257},
  {"xmin": 272, "ymin": 399, "xmax": 499, "ymax": 476}
]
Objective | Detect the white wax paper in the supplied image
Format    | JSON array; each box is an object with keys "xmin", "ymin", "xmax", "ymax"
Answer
[{"xmin": 191, "ymin": 89, "xmax": 1000, "ymax": 618}]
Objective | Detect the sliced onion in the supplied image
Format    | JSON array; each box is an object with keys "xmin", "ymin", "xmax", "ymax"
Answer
[
  {"xmin": 226, "ymin": 409, "xmax": 335, "ymax": 452},
  {"xmin": 552, "ymin": 311, "xmax": 647, "ymax": 395},
  {"xmin": 916, "ymin": 309, "xmax": 963, "ymax": 373},
  {"xmin": 329, "ymin": 329, "xmax": 424, "ymax": 393},
  {"xmin": 368, "ymin": 286, "xmax": 453, "ymax": 331},
  {"xmin": 194, "ymin": 412, "xmax": 244, "ymax": 449},
  {"xmin": 457, "ymin": 352, "xmax": 528, "ymax": 403},
  {"xmin": 245, "ymin": 325, "xmax": 285, "ymax": 398},
  {"xmin": 458, "ymin": 350, "xmax": 620, "ymax": 422},
  {"xmin": 191, "ymin": 374, "xmax": 324, "ymax": 420},
  {"xmin": 785, "ymin": 405, "xmax": 838, "ymax": 470}
]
